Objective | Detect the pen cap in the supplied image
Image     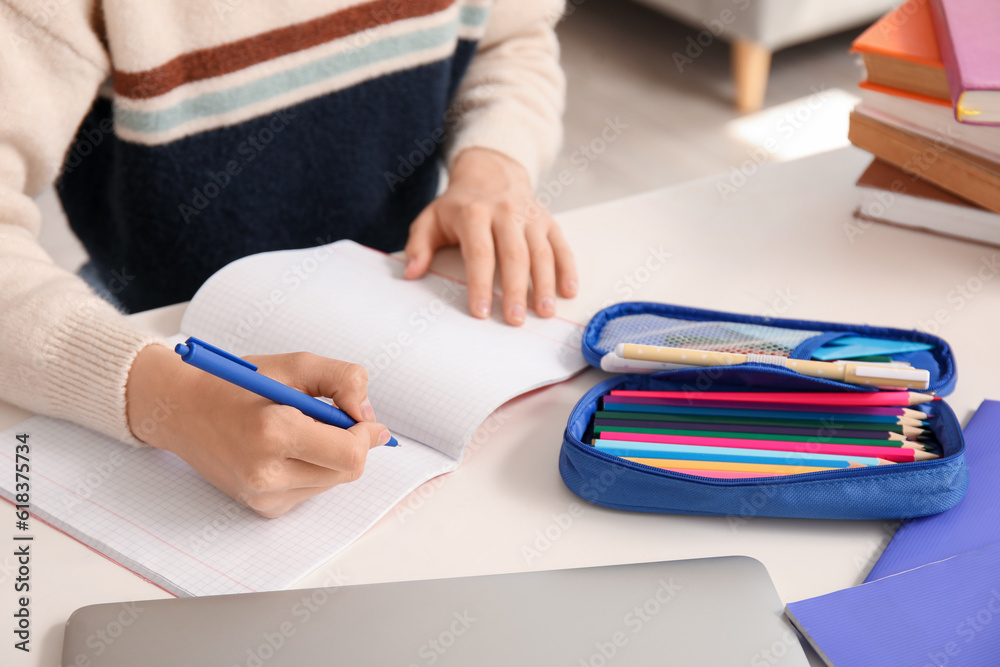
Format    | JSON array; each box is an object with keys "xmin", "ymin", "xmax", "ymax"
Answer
[{"xmin": 175, "ymin": 338, "xmax": 258, "ymax": 370}]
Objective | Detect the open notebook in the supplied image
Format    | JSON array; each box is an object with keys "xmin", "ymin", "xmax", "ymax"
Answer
[{"xmin": 0, "ymin": 241, "xmax": 586, "ymax": 596}]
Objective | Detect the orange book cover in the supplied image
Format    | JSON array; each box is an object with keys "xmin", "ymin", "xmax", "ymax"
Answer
[{"xmin": 851, "ymin": 0, "xmax": 944, "ymax": 69}]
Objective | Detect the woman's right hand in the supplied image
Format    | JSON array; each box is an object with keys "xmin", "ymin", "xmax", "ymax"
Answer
[{"xmin": 125, "ymin": 345, "xmax": 390, "ymax": 518}]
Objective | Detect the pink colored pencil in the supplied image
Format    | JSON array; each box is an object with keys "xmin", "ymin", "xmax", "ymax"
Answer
[
  {"xmin": 599, "ymin": 431, "xmax": 931, "ymax": 463},
  {"xmin": 600, "ymin": 395, "xmax": 929, "ymax": 419},
  {"xmin": 609, "ymin": 390, "xmax": 938, "ymax": 407},
  {"xmin": 665, "ymin": 469, "xmax": 784, "ymax": 479}
]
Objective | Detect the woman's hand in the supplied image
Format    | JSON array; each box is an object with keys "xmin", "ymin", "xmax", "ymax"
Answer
[
  {"xmin": 125, "ymin": 345, "xmax": 390, "ymax": 518},
  {"xmin": 403, "ymin": 147, "xmax": 578, "ymax": 325}
]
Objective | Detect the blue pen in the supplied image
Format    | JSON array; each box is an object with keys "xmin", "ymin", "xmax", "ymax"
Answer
[{"xmin": 174, "ymin": 337, "xmax": 398, "ymax": 447}]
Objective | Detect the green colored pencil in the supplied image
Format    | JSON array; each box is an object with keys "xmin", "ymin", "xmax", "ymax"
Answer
[
  {"xmin": 595, "ymin": 411, "xmax": 930, "ymax": 438},
  {"xmin": 592, "ymin": 425, "xmax": 929, "ymax": 449}
]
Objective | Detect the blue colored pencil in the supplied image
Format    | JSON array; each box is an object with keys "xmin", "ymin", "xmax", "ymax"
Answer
[{"xmin": 593, "ymin": 439, "xmax": 889, "ymax": 467}]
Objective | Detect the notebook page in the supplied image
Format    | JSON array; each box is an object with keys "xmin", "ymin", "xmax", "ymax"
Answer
[
  {"xmin": 0, "ymin": 417, "xmax": 455, "ymax": 596},
  {"xmin": 181, "ymin": 240, "xmax": 586, "ymax": 459}
]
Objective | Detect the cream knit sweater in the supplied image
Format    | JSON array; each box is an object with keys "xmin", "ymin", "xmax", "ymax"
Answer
[{"xmin": 0, "ymin": 0, "xmax": 565, "ymax": 444}]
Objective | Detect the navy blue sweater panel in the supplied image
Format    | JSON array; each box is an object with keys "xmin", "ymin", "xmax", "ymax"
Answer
[{"xmin": 57, "ymin": 40, "xmax": 478, "ymax": 312}]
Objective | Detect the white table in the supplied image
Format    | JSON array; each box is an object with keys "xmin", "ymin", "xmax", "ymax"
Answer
[{"xmin": 4, "ymin": 146, "xmax": 998, "ymax": 666}]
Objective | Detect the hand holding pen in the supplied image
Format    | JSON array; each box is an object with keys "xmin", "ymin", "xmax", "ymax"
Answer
[{"xmin": 126, "ymin": 339, "xmax": 393, "ymax": 518}]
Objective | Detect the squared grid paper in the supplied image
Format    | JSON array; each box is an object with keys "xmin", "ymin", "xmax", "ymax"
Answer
[
  {"xmin": 182, "ymin": 241, "xmax": 585, "ymax": 458},
  {"xmin": 0, "ymin": 418, "xmax": 454, "ymax": 597},
  {"xmin": 0, "ymin": 241, "xmax": 586, "ymax": 597}
]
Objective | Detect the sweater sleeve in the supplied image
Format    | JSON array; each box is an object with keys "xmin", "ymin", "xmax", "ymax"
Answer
[
  {"xmin": 444, "ymin": 0, "xmax": 566, "ymax": 187},
  {"xmin": 0, "ymin": 0, "xmax": 166, "ymax": 445}
]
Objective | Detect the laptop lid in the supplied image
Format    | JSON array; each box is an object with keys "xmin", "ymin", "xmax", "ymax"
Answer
[{"xmin": 62, "ymin": 556, "xmax": 808, "ymax": 666}]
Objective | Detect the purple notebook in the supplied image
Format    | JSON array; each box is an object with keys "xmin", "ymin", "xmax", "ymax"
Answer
[
  {"xmin": 787, "ymin": 542, "xmax": 1000, "ymax": 667},
  {"xmin": 931, "ymin": 0, "xmax": 1000, "ymax": 125},
  {"xmin": 866, "ymin": 399, "xmax": 1000, "ymax": 582}
]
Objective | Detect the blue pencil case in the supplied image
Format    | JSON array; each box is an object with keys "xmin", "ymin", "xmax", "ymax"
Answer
[{"xmin": 559, "ymin": 302, "xmax": 968, "ymax": 520}]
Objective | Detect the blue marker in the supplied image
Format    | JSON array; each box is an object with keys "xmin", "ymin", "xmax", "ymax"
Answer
[{"xmin": 174, "ymin": 337, "xmax": 398, "ymax": 447}]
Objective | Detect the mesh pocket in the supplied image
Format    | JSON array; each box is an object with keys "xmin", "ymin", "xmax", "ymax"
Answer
[{"xmin": 595, "ymin": 314, "xmax": 820, "ymax": 357}]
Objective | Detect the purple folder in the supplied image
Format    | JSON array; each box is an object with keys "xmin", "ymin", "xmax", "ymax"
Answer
[{"xmin": 866, "ymin": 399, "xmax": 1000, "ymax": 581}]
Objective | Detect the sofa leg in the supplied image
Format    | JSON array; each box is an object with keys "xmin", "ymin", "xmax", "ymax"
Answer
[{"xmin": 731, "ymin": 39, "xmax": 772, "ymax": 112}]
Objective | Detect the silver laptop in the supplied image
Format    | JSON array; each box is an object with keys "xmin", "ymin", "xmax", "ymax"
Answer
[{"xmin": 63, "ymin": 556, "xmax": 808, "ymax": 666}]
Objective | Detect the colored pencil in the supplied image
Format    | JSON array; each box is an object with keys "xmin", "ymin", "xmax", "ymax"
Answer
[
  {"xmin": 609, "ymin": 390, "xmax": 938, "ymax": 407},
  {"xmin": 592, "ymin": 422, "xmax": 930, "ymax": 447},
  {"xmin": 595, "ymin": 433, "xmax": 936, "ymax": 463},
  {"xmin": 662, "ymin": 469, "xmax": 786, "ymax": 479},
  {"xmin": 615, "ymin": 343, "xmax": 931, "ymax": 389},
  {"xmin": 621, "ymin": 458, "xmax": 851, "ymax": 475},
  {"xmin": 595, "ymin": 410, "xmax": 930, "ymax": 436},
  {"xmin": 601, "ymin": 395, "xmax": 929, "ymax": 420},
  {"xmin": 601, "ymin": 402, "xmax": 928, "ymax": 429},
  {"xmin": 593, "ymin": 416, "xmax": 925, "ymax": 442},
  {"xmin": 594, "ymin": 425, "xmax": 915, "ymax": 448},
  {"xmin": 596, "ymin": 439, "xmax": 889, "ymax": 467}
]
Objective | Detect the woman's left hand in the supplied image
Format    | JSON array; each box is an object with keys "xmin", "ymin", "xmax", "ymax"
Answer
[{"xmin": 403, "ymin": 147, "xmax": 578, "ymax": 326}]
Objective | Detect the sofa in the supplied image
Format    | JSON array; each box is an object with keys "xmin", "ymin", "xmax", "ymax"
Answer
[{"xmin": 631, "ymin": 0, "xmax": 899, "ymax": 111}]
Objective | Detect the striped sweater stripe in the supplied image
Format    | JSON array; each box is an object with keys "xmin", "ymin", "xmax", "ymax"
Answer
[
  {"xmin": 112, "ymin": 0, "xmax": 452, "ymax": 99},
  {"xmin": 115, "ymin": 18, "xmax": 463, "ymax": 135}
]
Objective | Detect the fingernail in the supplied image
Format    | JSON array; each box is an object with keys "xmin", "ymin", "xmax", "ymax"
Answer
[
  {"xmin": 377, "ymin": 429, "xmax": 391, "ymax": 447},
  {"xmin": 405, "ymin": 257, "xmax": 417, "ymax": 275},
  {"xmin": 474, "ymin": 299, "xmax": 490, "ymax": 318},
  {"xmin": 539, "ymin": 297, "xmax": 555, "ymax": 316},
  {"xmin": 360, "ymin": 399, "xmax": 375, "ymax": 422},
  {"xmin": 565, "ymin": 279, "xmax": 579, "ymax": 295},
  {"xmin": 509, "ymin": 304, "xmax": 525, "ymax": 324}
]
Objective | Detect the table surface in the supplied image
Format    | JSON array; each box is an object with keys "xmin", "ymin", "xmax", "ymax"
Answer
[{"xmin": 5, "ymin": 146, "xmax": 999, "ymax": 666}]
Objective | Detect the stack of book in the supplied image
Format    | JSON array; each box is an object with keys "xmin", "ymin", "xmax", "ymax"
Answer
[{"xmin": 848, "ymin": 0, "xmax": 1000, "ymax": 247}]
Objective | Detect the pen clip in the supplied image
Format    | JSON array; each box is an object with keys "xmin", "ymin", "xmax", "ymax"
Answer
[{"xmin": 184, "ymin": 337, "xmax": 258, "ymax": 371}]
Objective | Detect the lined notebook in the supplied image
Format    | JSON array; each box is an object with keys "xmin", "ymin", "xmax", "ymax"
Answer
[
  {"xmin": 0, "ymin": 241, "xmax": 586, "ymax": 596},
  {"xmin": 866, "ymin": 399, "xmax": 1000, "ymax": 582},
  {"xmin": 786, "ymin": 542, "xmax": 1000, "ymax": 666}
]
